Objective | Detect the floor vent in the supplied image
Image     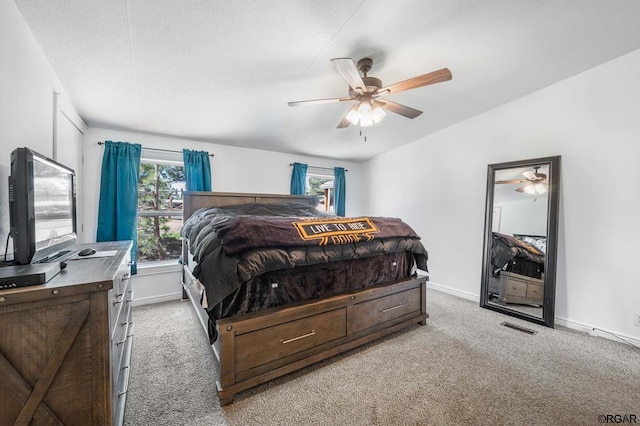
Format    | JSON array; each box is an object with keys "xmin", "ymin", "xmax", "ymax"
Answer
[{"xmin": 501, "ymin": 321, "xmax": 538, "ymax": 335}]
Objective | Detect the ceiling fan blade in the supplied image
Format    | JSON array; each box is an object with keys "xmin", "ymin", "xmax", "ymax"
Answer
[
  {"xmin": 376, "ymin": 99, "xmax": 422, "ymax": 119},
  {"xmin": 522, "ymin": 170, "xmax": 537, "ymax": 180},
  {"xmin": 288, "ymin": 97, "xmax": 352, "ymax": 107},
  {"xmin": 336, "ymin": 117, "xmax": 351, "ymax": 129},
  {"xmin": 515, "ymin": 186, "xmax": 527, "ymax": 193},
  {"xmin": 331, "ymin": 58, "xmax": 367, "ymax": 93},
  {"xmin": 496, "ymin": 180, "xmax": 527, "ymax": 184},
  {"xmin": 379, "ymin": 68, "xmax": 452, "ymax": 95}
]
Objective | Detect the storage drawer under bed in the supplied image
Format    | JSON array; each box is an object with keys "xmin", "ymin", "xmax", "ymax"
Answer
[
  {"xmin": 234, "ymin": 308, "xmax": 347, "ymax": 373},
  {"xmin": 348, "ymin": 287, "xmax": 422, "ymax": 334},
  {"xmin": 210, "ymin": 275, "xmax": 427, "ymax": 405}
]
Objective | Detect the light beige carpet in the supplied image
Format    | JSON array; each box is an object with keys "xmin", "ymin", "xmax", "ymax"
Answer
[{"xmin": 124, "ymin": 289, "xmax": 640, "ymax": 426}]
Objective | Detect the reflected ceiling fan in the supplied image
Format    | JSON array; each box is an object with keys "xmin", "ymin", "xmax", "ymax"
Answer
[
  {"xmin": 287, "ymin": 57, "xmax": 452, "ymax": 128},
  {"xmin": 496, "ymin": 166, "xmax": 548, "ymax": 194}
]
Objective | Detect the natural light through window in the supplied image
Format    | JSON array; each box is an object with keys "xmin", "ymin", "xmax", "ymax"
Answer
[
  {"xmin": 137, "ymin": 160, "xmax": 185, "ymax": 262},
  {"xmin": 306, "ymin": 173, "xmax": 334, "ymax": 213}
]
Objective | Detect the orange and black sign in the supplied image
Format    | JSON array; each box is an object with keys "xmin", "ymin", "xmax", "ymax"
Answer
[{"xmin": 292, "ymin": 217, "xmax": 379, "ymax": 245}]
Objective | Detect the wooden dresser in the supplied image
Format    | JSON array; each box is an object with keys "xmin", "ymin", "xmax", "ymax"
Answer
[
  {"xmin": 0, "ymin": 241, "xmax": 133, "ymax": 426},
  {"xmin": 498, "ymin": 271, "xmax": 544, "ymax": 306}
]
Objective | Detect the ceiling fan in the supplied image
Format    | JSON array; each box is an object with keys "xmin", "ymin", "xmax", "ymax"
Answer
[
  {"xmin": 288, "ymin": 57, "xmax": 452, "ymax": 128},
  {"xmin": 496, "ymin": 166, "xmax": 548, "ymax": 194}
]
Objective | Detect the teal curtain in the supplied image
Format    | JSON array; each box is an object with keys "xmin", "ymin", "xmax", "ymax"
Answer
[
  {"xmin": 334, "ymin": 167, "xmax": 346, "ymax": 217},
  {"xmin": 96, "ymin": 141, "xmax": 141, "ymax": 274},
  {"xmin": 290, "ymin": 163, "xmax": 307, "ymax": 195},
  {"xmin": 183, "ymin": 149, "xmax": 212, "ymax": 191}
]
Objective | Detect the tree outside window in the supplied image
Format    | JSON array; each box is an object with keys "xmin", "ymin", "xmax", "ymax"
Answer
[
  {"xmin": 307, "ymin": 174, "xmax": 334, "ymax": 212},
  {"xmin": 137, "ymin": 161, "xmax": 185, "ymax": 262}
]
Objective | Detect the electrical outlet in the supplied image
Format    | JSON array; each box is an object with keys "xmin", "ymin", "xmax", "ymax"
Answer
[{"xmin": 635, "ymin": 313, "xmax": 640, "ymax": 327}]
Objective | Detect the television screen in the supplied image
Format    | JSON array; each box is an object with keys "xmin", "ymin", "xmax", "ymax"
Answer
[
  {"xmin": 33, "ymin": 156, "xmax": 76, "ymax": 251},
  {"xmin": 9, "ymin": 148, "xmax": 77, "ymax": 264}
]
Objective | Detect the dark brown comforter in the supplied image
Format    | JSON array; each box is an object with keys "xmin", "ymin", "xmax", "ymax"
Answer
[
  {"xmin": 182, "ymin": 203, "xmax": 429, "ymax": 312},
  {"xmin": 491, "ymin": 232, "xmax": 544, "ymax": 278}
]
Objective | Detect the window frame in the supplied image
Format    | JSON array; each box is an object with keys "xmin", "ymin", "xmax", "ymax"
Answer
[
  {"xmin": 306, "ymin": 171, "xmax": 334, "ymax": 213},
  {"xmin": 136, "ymin": 157, "xmax": 185, "ymax": 265}
]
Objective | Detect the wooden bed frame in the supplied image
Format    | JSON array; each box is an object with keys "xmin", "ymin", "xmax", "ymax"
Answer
[{"xmin": 181, "ymin": 191, "xmax": 428, "ymax": 405}]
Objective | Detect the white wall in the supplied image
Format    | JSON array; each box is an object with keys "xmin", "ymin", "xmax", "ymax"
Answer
[
  {"xmin": 0, "ymin": 0, "xmax": 84, "ymax": 259},
  {"xmin": 362, "ymin": 48, "xmax": 640, "ymax": 341},
  {"xmin": 495, "ymin": 197, "xmax": 548, "ymax": 236},
  {"xmin": 83, "ymin": 127, "xmax": 363, "ymax": 304}
]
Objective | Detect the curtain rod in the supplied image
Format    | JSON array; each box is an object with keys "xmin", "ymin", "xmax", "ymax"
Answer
[
  {"xmin": 290, "ymin": 163, "xmax": 348, "ymax": 172},
  {"xmin": 97, "ymin": 141, "xmax": 214, "ymax": 157}
]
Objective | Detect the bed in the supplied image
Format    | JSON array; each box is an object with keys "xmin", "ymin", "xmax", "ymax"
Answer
[
  {"xmin": 488, "ymin": 232, "xmax": 545, "ymax": 306},
  {"xmin": 180, "ymin": 191, "xmax": 429, "ymax": 405}
]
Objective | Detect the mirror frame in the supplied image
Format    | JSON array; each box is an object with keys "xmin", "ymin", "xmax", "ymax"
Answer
[{"xmin": 480, "ymin": 156, "xmax": 561, "ymax": 328}]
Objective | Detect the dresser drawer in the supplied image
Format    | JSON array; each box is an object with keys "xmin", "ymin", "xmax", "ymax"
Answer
[
  {"xmin": 526, "ymin": 282, "xmax": 543, "ymax": 301},
  {"xmin": 111, "ymin": 290, "xmax": 133, "ymax": 367},
  {"xmin": 234, "ymin": 308, "xmax": 346, "ymax": 373},
  {"xmin": 349, "ymin": 287, "xmax": 421, "ymax": 334},
  {"xmin": 112, "ymin": 321, "xmax": 133, "ymax": 426},
  {"xmin": 113, "ymin": 254, "xmax": 132, "ymax": 298},
  {"xmin": 504, "ymin": 281, "xmax": 527, "ymax": 298},
  {"xmin": 109, "ymin": 256, "xmax": 132, "ymax": 334}
]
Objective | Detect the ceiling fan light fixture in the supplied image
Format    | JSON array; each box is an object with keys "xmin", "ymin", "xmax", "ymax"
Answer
[
  {"xmin": 345, "ymin": 101, "xmax": 385, "ymax": 127},
  {"xmin": 345, "ymin": 107, "xmax": 360, "ymax": 125},
  {"xmin": 360, "ymin": 115, "xmax": 374, "ymax": 127},
  {"xmin": 521, "ymin": 182, "xmax": 547, "ymax": 195},
  {"xmin": 357, "ymin": 100, "xmax": 372, "ymax": 115},
  {"xmin": 371, "ymin": 104, "xmax": 386, "ymax": 123}
]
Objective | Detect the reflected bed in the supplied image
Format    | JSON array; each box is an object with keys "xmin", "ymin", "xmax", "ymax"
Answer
[{"xmin": 488, "ymin": 232, "xmax": 545, "ymax": 306}]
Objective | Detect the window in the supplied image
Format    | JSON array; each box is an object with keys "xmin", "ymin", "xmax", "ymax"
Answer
[
  {"xmin": 137, "ymin": 160, "xmax": 185, "ymax": 262},
  {"xmin": 307, "ymin": 173, "xmax": 334, "ymax": 213}
]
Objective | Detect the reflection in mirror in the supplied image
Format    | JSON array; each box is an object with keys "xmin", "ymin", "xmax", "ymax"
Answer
[{"xmin": 480, "ymin": 156, "xmax": 561, "ymax": 328}]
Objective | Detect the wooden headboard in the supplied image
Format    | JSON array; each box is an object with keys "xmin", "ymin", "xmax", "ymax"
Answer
[{"xmin": 182, "ymin": 191, "xmax": 319, "ymax": 220}]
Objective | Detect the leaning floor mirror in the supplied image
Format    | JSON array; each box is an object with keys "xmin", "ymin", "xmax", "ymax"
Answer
[{"xmin": 480, "ymin": 156, "xmax": 561, "ymax": 327}]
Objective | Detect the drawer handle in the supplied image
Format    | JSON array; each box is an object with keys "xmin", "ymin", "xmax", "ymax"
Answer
[
  {"xmin": 118, "ymin": 365, "xmax": 130, "ymax": 397},
  {"xmin": 116, "ymin": 322, "xmax": 134, "ymax": 345},
  {"xmin": 380, "ymin": 303, "xmax": 403, "ymax": 313},
  {"xmin": 113, "ymin": 293, "xmax": 124, "ymax": 305},
  {"xmin": 116, "ymin": 335, "xmax": 129, "ymax": 346},
  {"xmin": 280, "ymin": 330, "xmax": 315, "ymax": 344},
  {"xmin": 122, "ymin": 273, "xmax": 131, "ymax": 281}
]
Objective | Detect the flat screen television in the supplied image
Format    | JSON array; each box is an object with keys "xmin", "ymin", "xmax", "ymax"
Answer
[{"xmin": 8, "ymin": 147, "xmax": 77, "ymax": 264}]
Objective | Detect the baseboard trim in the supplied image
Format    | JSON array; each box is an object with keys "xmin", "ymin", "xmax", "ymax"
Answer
[
  {"xmin": 428, "ymin": 281, "xmax": 640, "ymax": 348},
  {"xmin": 554, "ymin": 317, "xmax": 640, "ymax": 347},
  {"xmin": 427, "ymin": 281, "xmax": 479, "ymax": 302},
  {"xmin": 132, "ymin": 292, "xmax": 182, "ymax": 307}
]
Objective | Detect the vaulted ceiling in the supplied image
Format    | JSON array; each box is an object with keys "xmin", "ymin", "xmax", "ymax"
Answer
[{"xmin": 14, "ymin": 0, "xmax": 640, "ymax": 161}]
